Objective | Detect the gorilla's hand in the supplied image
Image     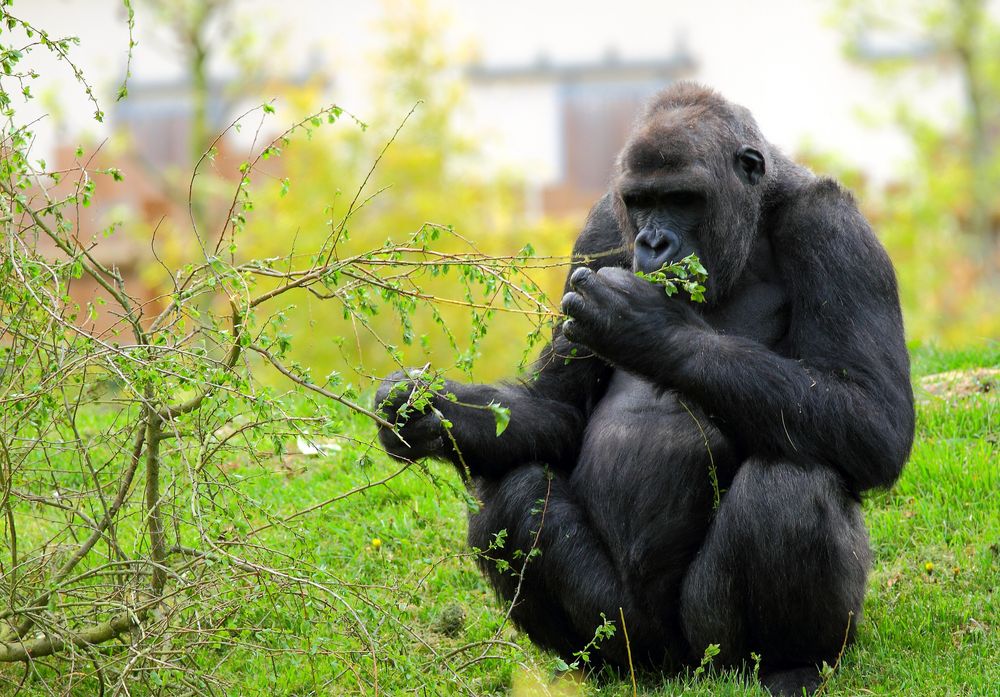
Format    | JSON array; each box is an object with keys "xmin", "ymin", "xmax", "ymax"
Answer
[
  {"xmin": 560, "ymin": 266, "xmax": 704, "ymax": 369},
  {"xmin": 374, "ymin": 369, "xmax": 448, "ymax": 461}
]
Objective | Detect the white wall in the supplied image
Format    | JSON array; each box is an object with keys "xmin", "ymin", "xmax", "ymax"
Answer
[{"xmin": 20, "ymin": 0, "xmax": 968, "ymax": 184}]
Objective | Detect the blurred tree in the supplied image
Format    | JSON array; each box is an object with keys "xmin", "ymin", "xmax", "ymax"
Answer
[
  {"xmin": 116, "ymin": 0, "xmax": 571, "ymax": 381},
  {"xmin": 143, "ymin": 0, "xmax": 232, "ymax": 164},
  {"xmin": 831, "ymin": 0, "xmax": 1000, "ymax": 344},
  {"xmin": 836, "ymin": 0, "xmax": 1000, "ymax": 243},
  {"xmin": 230, "ymin": 0, "xmax": 577, "ymax": 382},
  {"xmin": 137, "ymin": 0, "xmax": 256, "ymax": 259}
]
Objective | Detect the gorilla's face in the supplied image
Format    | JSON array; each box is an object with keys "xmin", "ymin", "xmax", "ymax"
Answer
[
  {"xmin": 612, "ymin": 109, "xmax": 768, "ymax": 303},
  {"xmin": 622, "ymin": 190, "xmax": 706, "ymax": 275}
]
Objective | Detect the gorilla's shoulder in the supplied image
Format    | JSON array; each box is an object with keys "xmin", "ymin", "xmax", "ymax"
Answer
[
  {"xmin": 772, "ymin": 175, "xmax": 869, "ymax": 244},
  {"xmin": 771, "ymin": 174, "xmax": 897, "ymax": 295},
  {"xmin": 777, "ymin": 175, "xmax": 856, "ymax": 211},
  {"xmin": 805, "ymin": 177, "xmax": 857, "ymax": 205}
]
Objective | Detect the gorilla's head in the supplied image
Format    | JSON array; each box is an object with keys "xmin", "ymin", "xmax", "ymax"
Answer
[{"xmin": 612, "ymin": 83, "xmax": 770, "ymax": 302}]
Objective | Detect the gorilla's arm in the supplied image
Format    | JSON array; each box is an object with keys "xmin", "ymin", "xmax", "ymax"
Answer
[
  {"xmin": 376, "ymin": 335, "xmax": 610, "ymax": 477},
  {"xmin": 564, "ymin": 181, "xmax": 914, "ymax": 493},
  {"xmin": 375, "ymin": 196, "xmax": 624, "ymax": 478},
  {"xmin": 691, "ymin": 180, "xmax": 915, "ymax": 493}
]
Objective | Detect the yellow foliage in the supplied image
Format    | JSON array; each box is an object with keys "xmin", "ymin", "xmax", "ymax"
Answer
[
  {"xmin": 797, "ymin": 147, "xmax": 1000, "ymax": 348},
  {"xmin": 236, "ymin": 2, "xmax": 580, "ymax": 385}
]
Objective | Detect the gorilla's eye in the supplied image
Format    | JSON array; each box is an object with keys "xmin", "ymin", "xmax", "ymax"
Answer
[
  {"xmin": 622, "ymin": 191, "xmax": 651, "ymax": 209},
  {"xmin": 664, "ymin": 191, "xmax": 703, "ymax": 209}
]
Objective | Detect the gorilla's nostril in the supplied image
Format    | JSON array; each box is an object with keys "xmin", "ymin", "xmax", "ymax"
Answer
[
  {"xmin": 634, "ymin": 227, "xmax": 683, "ymax": 274},
  {"xmin": 660, "ymin": 229, "xmax": 680, "ymax": 252},
  {"xmin": 637, "ymin": 227, "xmax": 679, "ymax": 253}
]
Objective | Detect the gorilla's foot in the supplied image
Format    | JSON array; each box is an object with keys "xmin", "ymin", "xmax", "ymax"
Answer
[{"xmin": 760, "ymin": 666, "xmax": 822, "ymax": 697}]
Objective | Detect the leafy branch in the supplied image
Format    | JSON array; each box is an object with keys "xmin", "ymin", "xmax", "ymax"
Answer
[{"xmin": 635, "ymin": 253, "xmax": 709, "ymax": 302}]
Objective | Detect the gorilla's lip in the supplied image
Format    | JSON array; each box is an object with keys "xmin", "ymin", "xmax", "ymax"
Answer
[{"xmin": 632, "ymin": 256, "xmax": 685, "ymax": 275}]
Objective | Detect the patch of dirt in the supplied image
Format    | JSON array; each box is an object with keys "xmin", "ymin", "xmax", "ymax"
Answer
[{"xmin": 918, "ymin": 368, "xmax": 1000, "ymax": 400}]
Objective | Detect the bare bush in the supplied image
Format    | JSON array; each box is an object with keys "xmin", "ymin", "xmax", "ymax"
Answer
[{"xmin": 0, "ymin": 6, "xmax": 560, "ymax": 693}]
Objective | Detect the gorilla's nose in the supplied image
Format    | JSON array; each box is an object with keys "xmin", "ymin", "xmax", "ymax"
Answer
[{"xmin": 634, "ymin": 227, "xmax": 681, "ymax": 273}]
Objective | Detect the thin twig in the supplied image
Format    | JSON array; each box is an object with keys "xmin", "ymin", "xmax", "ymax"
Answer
[{"xmin": 619, "ymin": 606, "xmax": 637, "ymax": 697}]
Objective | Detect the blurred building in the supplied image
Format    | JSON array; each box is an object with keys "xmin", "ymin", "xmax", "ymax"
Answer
[
  {"xmin": 468, "ymin": 47, "xmax": 696, "ymax": 217},
  {"xmin": 16, "ymin": 0, "xmax": 942, "ymax": 334}
]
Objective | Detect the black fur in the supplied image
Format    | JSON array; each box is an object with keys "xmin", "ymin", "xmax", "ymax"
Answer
[{"xmin": 374, "ymin": 83, "xmax": 914, "ymax": 695}]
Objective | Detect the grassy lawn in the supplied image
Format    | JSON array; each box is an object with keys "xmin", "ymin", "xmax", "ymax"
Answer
[
  {"xmin": 198, "ymin": 343, "xmax": 1000, "ymax": 696},
  {"xmin": 3, "ymin": 344, "xmax": 997, "ymax": 695}
]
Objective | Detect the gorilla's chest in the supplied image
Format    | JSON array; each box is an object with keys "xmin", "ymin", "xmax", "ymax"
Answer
[{"xmin": 703, "ymin": 235, "xmax": 791, "ymax": 349}]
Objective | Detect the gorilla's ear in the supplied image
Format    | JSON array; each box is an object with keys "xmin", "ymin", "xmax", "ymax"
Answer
[{"xmin": 735, "ymin": 146, "xmax": 766, "ymax": 186}]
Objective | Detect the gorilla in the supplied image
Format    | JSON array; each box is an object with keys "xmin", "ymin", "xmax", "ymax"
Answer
[{"xmin": 375, "ymin": 83, "xmax": 914, "ymax": 695}]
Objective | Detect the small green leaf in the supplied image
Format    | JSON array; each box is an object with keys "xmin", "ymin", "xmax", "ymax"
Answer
[{"xmin": 488, "ymin": 402, "xmax": 510, "ymax": 436}]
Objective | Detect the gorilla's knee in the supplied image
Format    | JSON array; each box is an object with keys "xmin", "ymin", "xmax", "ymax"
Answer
[{"xmin": 682, "ymin": 461, "xmax": 870, "ymax": 667}]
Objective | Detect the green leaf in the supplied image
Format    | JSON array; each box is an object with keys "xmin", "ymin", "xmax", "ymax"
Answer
[{"xmin": 487, "ymin": 402, "xmax": 510, "ymax": 436}]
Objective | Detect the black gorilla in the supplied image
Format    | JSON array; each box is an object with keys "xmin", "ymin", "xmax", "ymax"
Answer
[{"xmin": 375, "ymin": 83, "xmax": 914, "ymax": 695}]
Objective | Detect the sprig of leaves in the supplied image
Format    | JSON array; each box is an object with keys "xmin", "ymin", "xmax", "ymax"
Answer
[
  {"xmin": 635, "ymin": 253, "xmax": 708, "ymax": 303},
  {"xmin": 554, "ymin": 612, "xmax": 617, "ymax": 672}
]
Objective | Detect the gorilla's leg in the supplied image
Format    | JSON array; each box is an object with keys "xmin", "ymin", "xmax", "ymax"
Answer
[
  {"xmin": 679, "ymin": 459, "xmax": 870, "ymax": 696},
  {"xmin": 469, "ymin": 465, "xmax": 674, "ymax": 666}
]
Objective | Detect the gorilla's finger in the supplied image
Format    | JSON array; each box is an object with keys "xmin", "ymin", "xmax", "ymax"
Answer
[
  {"xmin": 561, "ymin": 291, "xmax": 588, "ymax": 319},
  {"xmin": 379, "ymin": 409, "xmax": 445, "ymax": 461},
  {"xmin": 374, "ymin": 371, "xmax": 411, "ymax": 413},
  {"xmin": 402, "ymin": 410, "xmax": 444, "ymax": 440},
  {"xmin": 569, "ymin": 266, "xmax": 595, "ymax": 291},
  {"xmin": 561, "ymin": 318, "xmax": 581, "ymax": 344},
  {"xmin": 595, "ymin": 266, "xmax": 639, "ymax": 291}
]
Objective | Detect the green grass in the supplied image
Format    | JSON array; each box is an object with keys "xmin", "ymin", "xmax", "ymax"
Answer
[{"xmin": 3, "ymin": 343, "xmax": 997, "ymax": 695}]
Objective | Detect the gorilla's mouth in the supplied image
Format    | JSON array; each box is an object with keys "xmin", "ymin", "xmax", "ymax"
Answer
[
  {"xmin": 632, "ymin": 245, "xmax": 701, "ymax": 276},
  {"xmin": 632, "ymin": 253, "xmax": 686, "ymax": 275}
]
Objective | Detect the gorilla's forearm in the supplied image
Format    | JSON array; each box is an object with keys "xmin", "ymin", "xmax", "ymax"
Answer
[
  {"xmin": 668, "ymin": 332, "xmax": 914, "ymax": 493},
  {"xmin": 432, "ymin": 380, "xmax": 588, "ymax": 477}
]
